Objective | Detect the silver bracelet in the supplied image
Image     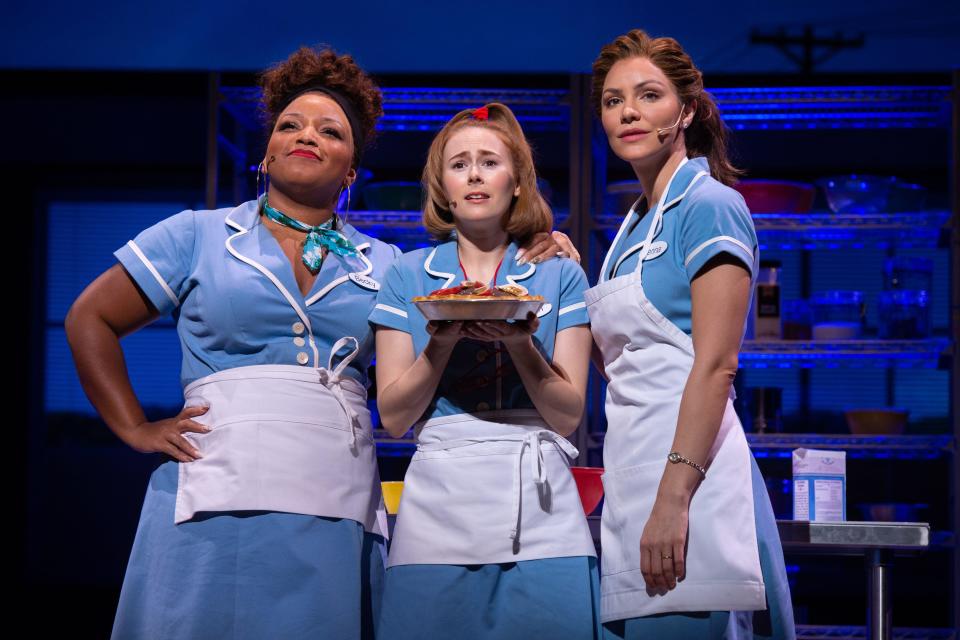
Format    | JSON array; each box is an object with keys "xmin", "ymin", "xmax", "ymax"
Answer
[{"xmin": 667, "ymin": 451, "xmax": 706, "ymax": 478}]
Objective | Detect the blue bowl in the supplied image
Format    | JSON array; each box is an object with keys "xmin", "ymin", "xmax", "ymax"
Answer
[{"xmin": 817, "ymin": 175, "xmax": 891, "ymax": 214}]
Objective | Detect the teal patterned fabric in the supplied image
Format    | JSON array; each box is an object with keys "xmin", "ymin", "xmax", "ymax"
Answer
[{"xmin": 262, "ymin": 197, "xmax": 358, "ymax": 270}]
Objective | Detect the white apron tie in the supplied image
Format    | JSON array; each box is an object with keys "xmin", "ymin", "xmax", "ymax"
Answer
[{"xmin": 318, "ymin": 336, "xmax": 363, "ymax": 448}]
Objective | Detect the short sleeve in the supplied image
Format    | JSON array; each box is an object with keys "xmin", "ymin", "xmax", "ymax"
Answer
[
  {"xmin": 113, "ymin": 209, "xmax": 197, "ymax": 315},
  {"xmin": 556, "ymin": 260, "xmax": 590, "ymax": 330},
  {"xmin": 680, "ymin": 190, "xmax": 757, "ymax": 281},
  {"xmin": 369, "ymin": 261, "xmax": 411, "ymax": 332}
]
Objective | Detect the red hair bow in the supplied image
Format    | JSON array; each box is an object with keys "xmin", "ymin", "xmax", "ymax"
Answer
[{"xmin": 471, "ymin": 106, "xmax": 489, "ymax": 120}]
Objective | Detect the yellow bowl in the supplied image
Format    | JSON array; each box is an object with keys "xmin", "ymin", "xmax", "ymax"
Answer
[{"xmin": 381, "ymin": 481, "xmax": 404, "ymax": 515}]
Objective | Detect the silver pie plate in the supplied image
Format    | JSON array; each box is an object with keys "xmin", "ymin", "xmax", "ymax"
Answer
[{"xmin": 414, "ymin": 298, "xmax": 545, "ymax": 321}]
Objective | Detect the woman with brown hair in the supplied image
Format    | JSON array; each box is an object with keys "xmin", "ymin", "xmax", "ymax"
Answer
[
  {"xmin": 585, "ymin": 30, "xmax": 794, "ymax": 638},
  {"xmin": 370, "ymin": 103, "xmax": 601, "ymax": 639},
  {"xmin": 66, "ymin": 46, "xmax": 395, "ymax": 638}
]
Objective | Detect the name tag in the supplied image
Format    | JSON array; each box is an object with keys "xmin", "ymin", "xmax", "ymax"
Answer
[
  {"xmin": 349, "ymin": 273, "xmax": 381, "ymax": 291},
  {"xmin": 644, "ymin": 241, "xmax": 668, "ymax": 261}
]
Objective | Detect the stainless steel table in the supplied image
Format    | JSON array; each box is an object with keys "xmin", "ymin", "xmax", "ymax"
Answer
[{"xmin": 776, "ymin": 520, "xmax": 930, "ymax": 640}]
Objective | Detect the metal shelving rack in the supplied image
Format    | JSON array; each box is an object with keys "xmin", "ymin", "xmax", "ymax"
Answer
[
  {"xmin": 795, "ymin": 627, "xmax": 955, "ymax": 640},
  {"xmin": 595, "ymin": 210, "xmax": 951, "ymax": 250},
  {"xmin": 590, "ymin": 431, "xmax": 955, "ymax": 461},
  {"xmin": 740, "ymin": 339, "xmax": 951, "ymax": 369},
  {"xmin": 707, "ymin": 85, "xmax": 951, "ymax": 131}
]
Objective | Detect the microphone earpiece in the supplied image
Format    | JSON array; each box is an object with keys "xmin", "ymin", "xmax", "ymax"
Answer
[
  {"xmin": 656, "ymin": 108, "xmax": 686, "ymax": 136},
  {"xmin": 657, "ymin": 102, "xmax": 687, "ymax": 136}
]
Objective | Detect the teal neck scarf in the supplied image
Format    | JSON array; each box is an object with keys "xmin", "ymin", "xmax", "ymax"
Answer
[{"xmin": 261, "ymin": 197, "xmax": 358, "ymax": 270}]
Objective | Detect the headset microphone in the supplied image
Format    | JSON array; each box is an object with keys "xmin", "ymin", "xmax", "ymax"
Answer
[{"xmin": 656, "ymin": 109, "xmax": 686, "ymax": 136}]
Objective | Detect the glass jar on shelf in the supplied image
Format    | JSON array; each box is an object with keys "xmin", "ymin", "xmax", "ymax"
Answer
[
  {"xmin": 877, "ymin": 290, "xmax": 930, "ymax": 339},
  {"xmin": 810, "ymin": 290, "xmax": 864, "ymax": 340},
  {"xmin": 883, "ymin": 256, "xmax": 933, "ymax": 292},
  {"xmin": 782, "ymin": 299, "xmax": 813, "ymax": 340}
]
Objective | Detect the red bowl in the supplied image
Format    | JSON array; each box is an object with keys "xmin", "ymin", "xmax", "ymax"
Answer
[
  {"xmin": 570, "ymin": 466, "xmax": 604, "ymax": 515},
  {"xmin": 733, "ymin": 180, "xmax": 815, "ymax": 214}
]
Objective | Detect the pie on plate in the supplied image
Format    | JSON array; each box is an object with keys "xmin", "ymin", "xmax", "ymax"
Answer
[{"xmin": 413, "ymin": 281, "xmax": 545, "ymax": 321}]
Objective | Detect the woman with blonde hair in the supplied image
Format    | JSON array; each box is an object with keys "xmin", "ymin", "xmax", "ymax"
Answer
[{"xmin": 371, "ymin": 103, "xmax": 601, "ymax": 639}]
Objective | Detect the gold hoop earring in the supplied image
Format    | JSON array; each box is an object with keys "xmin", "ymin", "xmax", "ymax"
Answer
[
  {"xmin": 256, "ymin": 161, "xmax": 268, "ymax": 201},
  {"xmin": 334, "ymin": 184, "xmax": 351, "ymax": 228}
]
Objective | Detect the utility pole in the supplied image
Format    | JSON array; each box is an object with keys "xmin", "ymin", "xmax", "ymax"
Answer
[{"xmin": 751, "ymin": 25, "xmax": 864, "ymax": 74}]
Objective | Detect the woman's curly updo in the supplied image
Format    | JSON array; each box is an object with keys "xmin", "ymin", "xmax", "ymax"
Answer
[{"xmin": 259, "ymin": 46, "xmax": 383, "ymax": 166}]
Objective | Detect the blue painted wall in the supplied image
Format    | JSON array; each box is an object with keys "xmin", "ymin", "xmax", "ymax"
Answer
[{"xmin": 3, "ymin": 0, "xmax": 958, "ymax": 72}]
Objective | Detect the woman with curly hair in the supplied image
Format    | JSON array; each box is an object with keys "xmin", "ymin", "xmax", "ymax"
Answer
[
  {"xmin": 66, "ymin": 46, "xmax": 395, "ymax": 639},
  {"xmin": 585, "ymin": 30, "xmax": 794, "ymax": 638}
]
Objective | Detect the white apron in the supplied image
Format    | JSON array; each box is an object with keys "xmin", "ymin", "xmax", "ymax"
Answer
[
  {"xmin": 585, "ymin": 162, "xmax": 765, "ymax": 622},
  {"xmin": 386, "ymin": 410, "xmax": 596, "ymax": 567},
  {"xmin": 176, "ymin": 337, "xmax": 388, "ymax": 538}
]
